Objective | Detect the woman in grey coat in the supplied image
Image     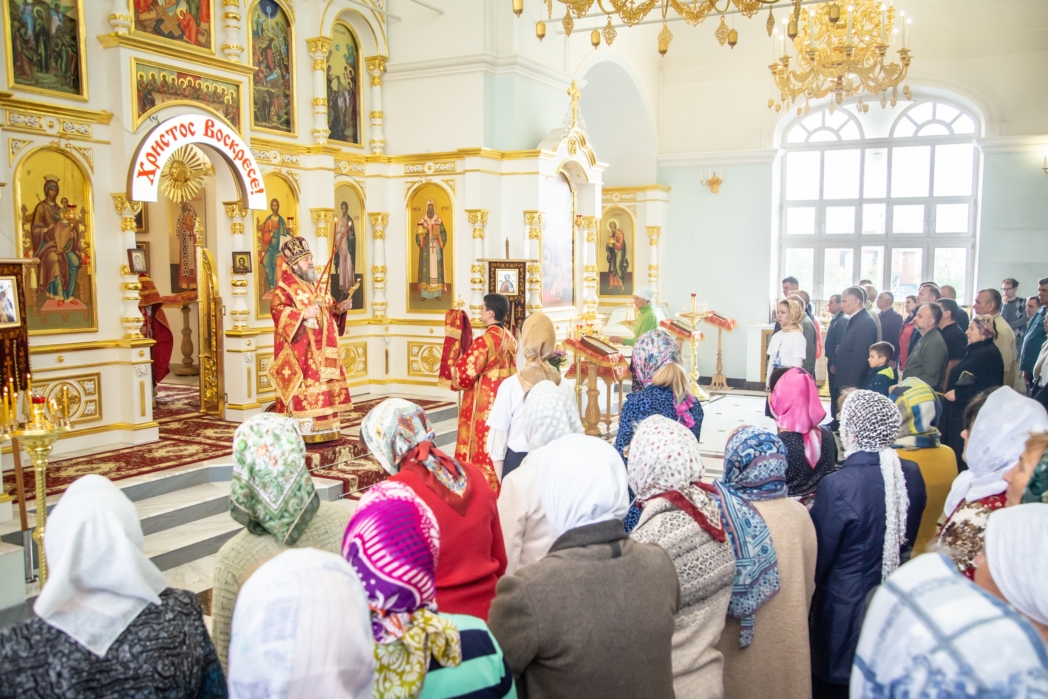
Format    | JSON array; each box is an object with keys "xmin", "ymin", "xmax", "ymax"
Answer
[{"xmin": 488, "ymin": 433, "xmax": 680, "ymax": 699}]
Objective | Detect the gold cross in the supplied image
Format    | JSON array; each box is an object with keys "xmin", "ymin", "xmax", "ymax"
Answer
[{"xmin": 567, "ymin": 80, "xmax": 581, "ymax": 128}]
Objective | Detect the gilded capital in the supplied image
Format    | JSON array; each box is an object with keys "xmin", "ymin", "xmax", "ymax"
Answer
[
  {"xmin": 523, "ymin": 210, "xmax": 543, "ymax": 227},
  {"xmin": 311, "ymin": 208, "xmax": 334, "ymax": 238},
  {"xmin": 647, "ymin": 226, "xmax": 662, "ymax": 242},
  {"xmin": 306, "ymin": 37, "xmax": 331, "ymax": 59},
  {"xmin": 369, "ymin": 212, "xmax": 389, "ymax": 229},
  {"xmin": 111, "ymin": 193, "xmax": 141, "ymax": 217},
  {"xmin": 465, "ymin": 209, "xmax": 489, "ymax": 227},
  {"xmin": 365, "ymin": 56, "xmax": 388, "ymax": 76},
  {"xmin": 224, "ymin": 201, "xmax": 248, "ymax": 221}
]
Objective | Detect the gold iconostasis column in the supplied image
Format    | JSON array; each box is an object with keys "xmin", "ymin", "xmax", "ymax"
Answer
[
  {"xmin": 369, "ymin": 213, "xmax": 388, "ymax": 318},
  {"xmin": 524, "ymin": 211, "xmax": 543, "ymax": 314},
  {"xmin": 222, "ymin": 0, "xmax": 245, "ymax": 62},
  {"xmin": 365, "ymin": 57, "xmax": 387, "ymax": 155},
  {"xmin": 465, "ymin": 209, "xmax": 488, "ymax": 323},
  {"xmin": 308, "ymin": 38, "xmax": 332, "ymax": 144},
  {"xmin": 112, "ymin": 195, "xmax": 145, "ymax": 339},
  {"xmin": 311, "ymin": 208, "xmax": 334, "ymax": 284},
  {"xmin": 582, "ymin": 216, "xmax": 599, "ymax": 317},
  {"xmin": 647, "ymin": 226, "xmax": 661, "ymax": 302},
  {"xmin": 226, "ymin": 202, "xmax": 249, "ymax": 330},
  {"xmin": 108, "ymin": 1, "xmax": 131, "ymax": 32}
]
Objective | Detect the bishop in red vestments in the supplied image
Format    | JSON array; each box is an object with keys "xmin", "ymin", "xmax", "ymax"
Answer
[
  {"xmin": 447, "ymin": 294, "xmax": 517, "ymax": 491},
  {"xmin": 268, "ymin": 237, "xmax": 353, "ymax": 439}
]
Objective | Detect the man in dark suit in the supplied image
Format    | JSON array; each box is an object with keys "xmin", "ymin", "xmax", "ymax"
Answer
[
  {"xmin": 830, "ymin": 286, "xmax": 879, "ymax": 420},
  {"xmin": 1020, "ymin": 277, "xmax": 1048, "ymax": 391},
  {"xmin": 825, "ymin": 294, "xmax": 847, "ymax": 420},
  {"xmin": 876, "ymin": 290, "xmax": 903, "ymax": 356}
]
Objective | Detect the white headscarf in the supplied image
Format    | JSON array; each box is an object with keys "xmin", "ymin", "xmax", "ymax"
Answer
[
  {"xmin": 841, "ymin": 390, "xmax": 910, "ymax": 581},
  {"xmin": 227, "ymin": 548, "xmax": 375, "ymax": 699},
  {"xmin": 33, "ymin": 474, "xmax": 168, "ymax": 658},
  {"xmin": 944, "ymin": 387, "xmax": 1048, "ymax": 515},
  {"xmin": 985, "ymin": 503, "xmax": 1048, "ymax": 627},
  {"xmin": 540, "ymin": 433, "xmax": 629, "ymax": 536},
  {"xmin": 523, "ymin": 380, "xmax": 583, "ymax": 451}
]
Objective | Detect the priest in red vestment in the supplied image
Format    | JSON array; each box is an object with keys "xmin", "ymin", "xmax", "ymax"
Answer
[
  {"xmin": 446, "ymin": 294, "xmax": 517, "ymax": 491},
  {"xmin": 267, "ymin": 237, "xmax": 353, "ymax": 441},
  {"xmin": 138, "ymin": 274, "xmax": 174, "ymax": 389}
]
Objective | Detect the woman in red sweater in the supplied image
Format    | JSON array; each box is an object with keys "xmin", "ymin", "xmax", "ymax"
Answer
[{"xmin": 362, "ymin": 398, "xmax": 507, "ymax": 620}]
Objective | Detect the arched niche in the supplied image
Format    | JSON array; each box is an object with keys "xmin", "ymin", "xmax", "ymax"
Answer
[{"xmin": 320, "ymin": 2, "xmax": 386, "ymax": 56}]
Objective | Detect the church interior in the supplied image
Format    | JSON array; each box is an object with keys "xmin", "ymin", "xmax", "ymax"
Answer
[{"xmin": 0, "ymin": 0, "xmax": 1046, "ymax": 694}]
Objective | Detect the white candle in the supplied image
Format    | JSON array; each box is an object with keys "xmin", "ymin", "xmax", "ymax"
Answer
[
  {"xmin": 881, "ymin": 4, "xmax": 886, "ymax": 43},
  {"xmin": 810, "ymin": 9, "xmax": 815, "ymax": 43},
  {"xmin": 846, "ymin": 5, "xmax": 852, "ymax": 43},
  {"xmin": 904, "ymin": 18, "xmax": 911, "ymax": 48}
]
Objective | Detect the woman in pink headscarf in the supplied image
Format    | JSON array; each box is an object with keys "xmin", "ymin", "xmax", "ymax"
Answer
[{"xmin": 769, "ymin": 367, "xmax": 838, "ymax": 503}]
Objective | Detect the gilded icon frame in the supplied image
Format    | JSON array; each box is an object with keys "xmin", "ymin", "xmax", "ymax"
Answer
[
  {"xmin": 406, "ymin": 181, "xmax": 455, "ymax": 315},
  {"xmin": 131, "ymin": 57, "xmax": 244, "ymax": 134},
  {"xmin": 0, "ymin": 275, "xmax": 22, "ymax": 330},
  {"xmin": 326, "ymin": 19, "xmax": 364, "ymax": 149},
  {"xmin": 3, "ymin": 0, "xmax": 88, "ymax": 101},
  {"xmin": 598, "ymin": 205, "xmax": 637, "ymax": 299},
  {"xmin": 248, "ymin": 0, "xmax": 297, "ymax": 137},
  {"xmin": 333, "ymin": 179, "xmax": 367, "ymax": 315},
  {"xmin": 129, "ymin": 0, "xmax": 217, "ymax": 57}
]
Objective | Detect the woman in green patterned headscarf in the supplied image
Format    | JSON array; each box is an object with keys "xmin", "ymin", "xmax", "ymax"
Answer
[{"xmin": 211, "ymin": 413, "xmax": 353, "ymax": 671}]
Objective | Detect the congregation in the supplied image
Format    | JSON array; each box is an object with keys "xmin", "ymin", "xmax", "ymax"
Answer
[{"xmin": 2, "ymin": 283, "xmax": 1048, "ymax": 698}]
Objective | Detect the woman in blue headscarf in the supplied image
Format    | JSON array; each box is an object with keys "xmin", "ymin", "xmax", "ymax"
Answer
[{"xmin": 712, "ymin": 427, "xmax": 818, "ymax": 699}]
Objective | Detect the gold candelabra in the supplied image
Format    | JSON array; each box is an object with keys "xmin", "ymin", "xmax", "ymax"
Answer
[
  {"xmin": 4, "ymin": 376, "xmax": 73, "ymax": 587},
  {"xmin": 677, "ymin": 294, "xmax": 712, "ymax": 402}
]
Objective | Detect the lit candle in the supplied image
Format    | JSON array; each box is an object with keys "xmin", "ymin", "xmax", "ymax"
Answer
[{"xmin": 25, "ymin": 373, "xmax": 31, "ymax": 403}]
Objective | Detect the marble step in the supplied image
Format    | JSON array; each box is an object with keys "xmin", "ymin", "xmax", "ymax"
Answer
[{"xmin": 143, "ymin": 512, "xmax": 243, "ymax": 572}]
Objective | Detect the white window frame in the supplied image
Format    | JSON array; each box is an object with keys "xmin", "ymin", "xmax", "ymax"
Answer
[{"xmin": 779, "ymin": 100, "xmax": 980, "ymax": 304}]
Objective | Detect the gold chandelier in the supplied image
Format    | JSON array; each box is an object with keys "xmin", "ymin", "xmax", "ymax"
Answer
[
  {"xmin": 769, "ymin": 1, "xmax": 913, "ymax": 115},
  {"xmin": 513, "ymin": 0, "xmax": 781, "ymax": 55}
]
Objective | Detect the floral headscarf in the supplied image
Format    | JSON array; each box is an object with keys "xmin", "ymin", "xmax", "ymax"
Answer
[
  {"xmin": 522, "ymin": 380, "xmax": 583, "ymax": 451},
  {"xmin": 361, "ymin": 399, "xmax": 472, "ymax": 514},
  {"xmin": 890, "ymin": 377, "xmax": 942, "ymax": 449},
  {"xmin": 230, "ymin": 413, "xmax": 319, "ymax": 546},
  {"xmin": 518, "ymin": 312, "xmax": 561, "ymax": 391},
  {"xmin": 780, "ymin": 297, "xmax": 804, "ymax": 332},
  {"xmin": 840, "ymin": 390, "xmax": 910, "ymax": 580},
  {"xmin": 970, "ymin": 314, "xmax": 998, "ymax": 341},
  {"xmin": 713, "ymin": 427, "xmax": 787, "ymax": 647},
  {"xmin": 627, "ymin": 415, "xmax": 725, "ymax": 541},
  {"xmin": 631, "ymin": 328, "xmax": 681, "ymax": 388},
  {"xmin": 342, "ymin": 482, "xmax": 461, "ymax": 699}
]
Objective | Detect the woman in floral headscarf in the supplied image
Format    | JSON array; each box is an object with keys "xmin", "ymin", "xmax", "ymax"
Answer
[
  {"xmin": 342, "ymin": 481, "xmax": 514, "ymax": 699},
  {"xmin": 712, "ymin": 427, "xmax": 817, "ymax": 699},
  {"xmin": 616, "ymin": 328, "xmax": 703, "ymax": 465},
  {"xmin": 212, "ymin": 413, "xmax": 353, "ymax": 671},
  {"xmin": 361, "ymin": 399, "xmax": 506, "ymax": 620},
  {"xmin": 627, "ymin": 415, "xmax": 733, "ymax": 699}
]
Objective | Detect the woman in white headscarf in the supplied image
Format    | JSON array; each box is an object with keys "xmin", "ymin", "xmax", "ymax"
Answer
[
  {"xmin": 0, "ymin": 475, "xmax": 226, "ymax": 698},
  {"xmin": 486, "ymin": 312, "xmax": 561, "ymax": 480},
  {"xmin": 808, "ymin": 390, "xmax": 927, "ymax": 699},
  {"xmin": 488, "ymin": 434, "xmax": 681, "ymax": 699},
  {"xmin": 226, "ymin": 548, "xmax": 375, "ymax": 699},
  {"xmin": 850, "ymin": 509, "xmax": 1048, "ymax": 697},
  {"xmin": 498, "ymin": 379, "xmax": 584, "ymax": 575},
  {"xmin": 936, "ymin": 386, "xmax": 1048, "ymax": 579}
]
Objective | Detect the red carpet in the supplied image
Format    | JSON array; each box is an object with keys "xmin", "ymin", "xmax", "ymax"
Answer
[{"xmin": 3, "ymin": 395, "xmax": 455, "ymax": 501}]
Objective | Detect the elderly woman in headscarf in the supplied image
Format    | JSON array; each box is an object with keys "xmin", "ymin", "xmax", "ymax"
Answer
[
  {"xmin": 940, "ymin": 313, "xmax": 1005, "ymax": 468},
  {"xmin": 488, "ymin": 434, "xmax": 680, "ymax": 699},
  {"xmin": 889, "ymin": 377, "xmax": 958, "ymax": 555},
  {"xmin": 712, "ymin": 427, "xmax": 818, "ymax": 699},
  {"xmin": 626, "ymin": 416, "xmax": 734, "ymax": 699},
  {"xmin": 487, "ymin": 312, "xmax": 561, "ymax": 480},
  {"xmin": 342, "ymin": 481, "xmax": 514, "ymax": 699},
  {"xmin": 850, "ymin": 506, "xmax": 1048, "ymax": 696},
  {"xmin": 362, "ymin": 399, "xmax": 506, "ymax": 620},
  {"xmin": 498, "ymin": 379, "xmax": 584, "ymax": 575},
  {"xmin": 617, "ymin": 328, "xmax": 703, "ymax": 461},
  {"xmin": 769, "ymin": 367, "xmax": 837, "ymax": 502},
  {"xmin": 936, "ymin": 386, "xmax": 1048, "ymax": 579},
  {"xmin": 0, "ymin": 475, "xmax": 226, "ymax": 698},
  {"xmin": 1004, "ymin": 432, "xmax": 1048, "ymax": 506},
  {"xmin": 226, "ymin": 548, "xmax": 375, "ymax": 698},
  {"xmin": 211, "ymin": 413, "xmax": 353, "ymax": 670},
  {"xmin": 808, "ymin": 390, "xmax": 927, "ymax": 699}
]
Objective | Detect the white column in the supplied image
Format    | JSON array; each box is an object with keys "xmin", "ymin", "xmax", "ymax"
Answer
[
  {"xmin": 221, "ymin": 0, "xmax": 244, "ymax": 62},
  {"xmin": 225, "ymin": 202, "xmax": 249, "ymax": 330},
  {"xmin": 369, "ymin": 212, "xmax": 388, "ymax": 318},
  {"xmin": 112, "ymin": 195, "xmax": 144, "ymax": 338},
  {"xmin": 307, "ymin": 38, "xmax": 332, "ymax": 144},
  {"xmin": 108, "ymin": 1, "xmax": 131, "ymax": 33},
  {"xmin": 582, "ymin": 216, "xmax": 599, "ymax": 316},
  {"xmin": 465, "ymin": 209, "xmax": 488, "ymax": 323},
  {"xmin": 647, "ymin": 226, "xmax": 661, "ymax": 302},
  {"xmin": 311, "ymin": 208, "xmax": 333, "ymax": 284},
  {"xmin": 524, "ymin": 211, "xmax": 543, "ymax": 314},
  {"xmin": 365, "ymin": 56, "xmax": 387, "ymax": 155}
]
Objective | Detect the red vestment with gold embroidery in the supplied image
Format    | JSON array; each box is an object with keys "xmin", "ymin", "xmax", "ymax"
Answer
[
  {"xmin": 267, "ymin": 268, "xmax": 351, "ymax": 431},
  {"xmin": 448, "ymin": 324, "xmax": 517, "ymax": 491}
]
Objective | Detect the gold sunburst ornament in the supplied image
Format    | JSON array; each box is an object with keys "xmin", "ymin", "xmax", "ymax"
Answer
[{"xmin": 160, "ymin": 145, "xmax": 211, "ymax": 204}]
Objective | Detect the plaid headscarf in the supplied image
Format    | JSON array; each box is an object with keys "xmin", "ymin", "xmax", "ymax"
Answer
[
  {"xmin": 890, "ymin": 377, "xmax": 942, "ymax": 449},
  {"xmin": 230, "ymin": 414, "xmax": 319, "ymax": 546},
  {"xmin": 713, "ymin": 427, "xmax": 787, "ymax": 647}
]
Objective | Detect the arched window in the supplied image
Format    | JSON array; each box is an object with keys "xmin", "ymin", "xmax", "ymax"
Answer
[{"xmin": 779, "ymin": 97, "xmax": 980, "ymax": 304}]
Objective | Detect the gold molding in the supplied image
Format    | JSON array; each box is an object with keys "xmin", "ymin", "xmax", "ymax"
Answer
[
  {"xmin": 407, "ymin": 342, "xmax": 443, "ymax": 377},
  {"xmin": 29, "ymin": 338, "xmax": 156, "ymax": 355},
  {"xmin": 0, "ymin": 420, "xmax": 159, "ymax": 452},
  {"xmin": 0, "ymin": 96, "xmax": 112, "ymax": 125},
  {"xmin": 98, "ymin": 33, "xmax": 257, "ymax": 76},
  {"xmin": 602, "ymin": 185, "xmax": 672, "ymax": 193}
]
